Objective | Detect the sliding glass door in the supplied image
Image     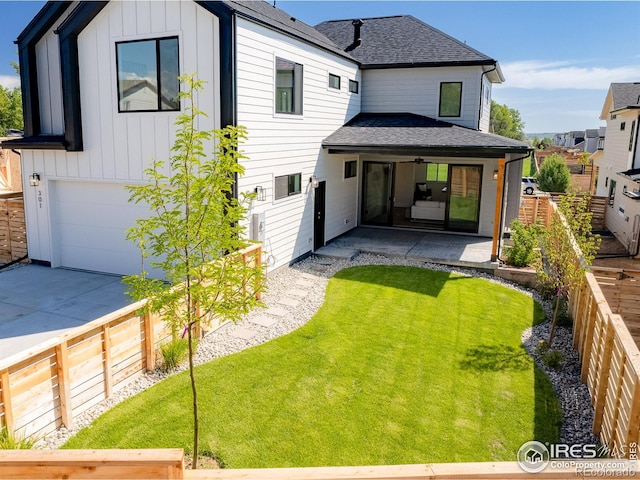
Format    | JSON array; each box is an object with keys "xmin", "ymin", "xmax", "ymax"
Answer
[
  {"xmin": 362, "ymin": 162, "xmax": 393, "ymax": 225},
  {"xmin": 446, "ymin": 165, "xmax": 482, "ymax": 233}
]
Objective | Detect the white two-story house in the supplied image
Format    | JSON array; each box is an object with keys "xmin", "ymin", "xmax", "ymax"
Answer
[
  {"xmin": 594, "ymin": 83, "xmax": 640, "ymax": 257},
  {"xmin": 2, "ymin": 0, "xmax": 530, "ymax": 275}
]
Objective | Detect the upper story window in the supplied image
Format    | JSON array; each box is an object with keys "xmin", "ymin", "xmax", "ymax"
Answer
[
  {"xmin": 629, "ymin": 120, "xmax": 637, "ymax": 152},
  {"xmin": 276, "ymin": 58, "xmax": 303, "ymax": 115},
  {"xmin": 621, "ymin": 122, "xmax": 626, "ymax": 131},
  {"xmin": 344, "ymin": 160, "xmax": 357, "ymax": 179},
  {"xmin": 609, "ymin": 179, "xmax": 617, "ymax": 206},
  {"xmin": 116, "ymin": 37, "xmax": 180, "ymax": 112},
  {"xmin": 329, "ymin": 73, "xmax": 341, "ymax": 90},
  {"xmin": 439, "ymin": 82, "xmax": 462, "ymax": 117},
  {"xmin": 349, "ymin": 79, "xmax": 359, "ymax": 94}
]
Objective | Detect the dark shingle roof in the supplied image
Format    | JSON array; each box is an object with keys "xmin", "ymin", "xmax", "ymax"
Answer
[
  {"xmin": 610, "ymin": 83, "xmax": 640, "ymax": 112},
  {"xmin": 323, "ymin": 113, "xmax": 531, "ymax": 157},
  {"xmin": 315, "ymin": 15, "xmax": 497, "ymax": 69},
  {"xmin": 221, "ymin": 1, "xmax": 354, "ymax": 62}
]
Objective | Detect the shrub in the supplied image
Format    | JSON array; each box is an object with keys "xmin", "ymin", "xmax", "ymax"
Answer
[
  {"xmin": 535, "ymin": 154, "xmax": 571, "ymax": 192},
  {"xmin": 542, "ymin": 350, "xmax": 564, "ymax": 369},
  {"xmin": 505, "ymin": 219, "xmax": 540, "ymax": 267},
  {"xmin": 160, "ymin": 337, "xmax": 193, "ymax": 372},
  {"xmin": 0, "ymin": 425, "xmax": 36, "ymax": 449}
]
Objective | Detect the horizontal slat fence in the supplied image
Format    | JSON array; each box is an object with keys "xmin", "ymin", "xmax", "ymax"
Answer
[
  {"xmin": 518, "ymin": 194, "xmax": 606, "ymax": 231},
  {"xmin": 0, "ymin": 195, "xmax": 27, "ymax": 264},
  {"xmin": 0, "ymin": 244, "xmax": 262, "ymax": 440},
  {"xmin": 1, "ymin": 451, "xmax": 637, "ymax": 480},
  {"xmin": 591, "ymin": 267, "xmax": 640, "ymax": 342}
]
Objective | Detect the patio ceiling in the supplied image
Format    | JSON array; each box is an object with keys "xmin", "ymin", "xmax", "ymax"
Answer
[{"xmin": 322, "ymin": 113, "xmax": 532, "ymax": 158}]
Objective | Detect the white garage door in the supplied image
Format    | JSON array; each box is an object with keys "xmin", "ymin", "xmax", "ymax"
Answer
[{"xmin": 52, "ymin": 181, "xmax": 150, "ymax": 275}]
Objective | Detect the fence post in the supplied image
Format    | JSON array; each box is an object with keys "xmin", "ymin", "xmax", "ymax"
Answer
[
  {"xmin": 55, "ymin": 342, "xmax": 73, "ymax": 429},
  {"xmin": 144, "ymin": 312, "xmax": 155, "ymax": 372},
  {"xmin": 624, "ymin": 376, "xmax": 640, "ymax": 450},
  {"xmin": 102, "ymin": 325, "xmax": 113, "ymax": 398},
  {"xmin": 0, "ymin": 369, "xmax": 13, "ymax": 435}
]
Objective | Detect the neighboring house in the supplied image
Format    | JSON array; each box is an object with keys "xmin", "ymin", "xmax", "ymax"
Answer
[
  {"xmin": 1, "ymin": 0, "xmax": 530, "ymax": 276},
  {"xmin": 593, "ymin": 83, "xmax": 640, "ymax": 256}
]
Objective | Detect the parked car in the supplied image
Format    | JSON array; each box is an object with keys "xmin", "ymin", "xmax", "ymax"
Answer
[{"xmin": 522, "ymin": 177, "xmax": 537, "ymax": 195}]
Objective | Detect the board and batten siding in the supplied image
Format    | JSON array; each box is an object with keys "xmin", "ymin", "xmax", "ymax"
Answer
[
  {"xmin": 21, "ymin": 0, "xmax": 222, "ymax": 266},
  {"xmin": 361, "ymin": 66, "xmax": 484, "ymax": 130},
  {"xmin": 235, "ymin": 18, "xmax": 360, "ymax": 269}
]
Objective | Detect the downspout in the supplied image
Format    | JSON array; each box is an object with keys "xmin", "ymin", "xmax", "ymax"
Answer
[
  {"xmin": 478, "ymin": 65, "xmax": 497, "ymax": 131},
  {"xmin": 491, "ymin": 151, "xmax": 533, "ymax": 262}
]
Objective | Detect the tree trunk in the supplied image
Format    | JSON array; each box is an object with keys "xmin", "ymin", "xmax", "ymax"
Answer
[
  {"xmin": 548, "ymin": 294, "xmax": 561, "ymax": 346},
  {"xmin": 188, "ymin": 320, "xmax": 199, "ymax": 469}
]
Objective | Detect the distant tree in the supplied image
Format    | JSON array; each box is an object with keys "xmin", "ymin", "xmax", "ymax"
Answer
[
  {"xmin": 0, "ymin": 85, "xmax": 23, "ymax": 136},
  {"xmin": 543, "ymin": 137, "xmax": 553, "ymax": 148},
  {"xmin": 490, "ymin": 100, "xmax": 525, "ymax": 141},
  {"xmin": 535, "ymin": 154, "xmax": 571, "ymax": 193}
]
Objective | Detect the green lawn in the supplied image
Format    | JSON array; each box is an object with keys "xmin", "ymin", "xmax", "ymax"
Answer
[{"xmin": 63, "ymin": 266, "xmax": 560, "ymax": 467}]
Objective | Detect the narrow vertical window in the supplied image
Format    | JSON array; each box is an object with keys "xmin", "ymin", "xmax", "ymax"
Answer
[
  {"xmin": 439, "ymin": 82, "xmax": 462, "ymax": 117},
  {"xmin": 329, "ymin": 73, "xmax": 341, "ymax": 90},
  {"xmin": 276, "ymin": 58, "xmax": 303, "ymax": 115},
  {"xmin": 349, "ymin": 79, "xmax": 359, "ymax": 94},
  {"xmin": 116, "ymin": 37, "xmax": 180, "ymax": 112}
]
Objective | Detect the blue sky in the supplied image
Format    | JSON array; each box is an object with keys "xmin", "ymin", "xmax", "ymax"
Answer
[{"xmin": 1, "ymin": 1, "xmax": 639, "ymax": 134}]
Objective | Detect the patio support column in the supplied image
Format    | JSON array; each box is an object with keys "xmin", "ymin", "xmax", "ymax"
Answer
[{"xmin": 491, "ymin": 158, "xmax": 506, "ymax": 262}]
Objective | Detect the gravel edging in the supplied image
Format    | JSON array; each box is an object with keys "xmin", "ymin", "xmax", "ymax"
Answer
[{"xmin": 36, "ymin": 253, "xmax": 597, "ymax": 449}]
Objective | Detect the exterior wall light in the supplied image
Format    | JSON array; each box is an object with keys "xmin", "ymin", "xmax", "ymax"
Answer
[
  {"xmin": 310, "ymin": 175, "xmax": 319, "ymax": 188},
  {"xmin": 29, "ymin": 173, "xmax": 41, "ymax": 187},
  {"xmin": 254, "ymin": 185, "xmax": 266, "ymax": 201},
  {"xmin": 492, "ymin": 170, "xmax": 499, "ymax": 181}
]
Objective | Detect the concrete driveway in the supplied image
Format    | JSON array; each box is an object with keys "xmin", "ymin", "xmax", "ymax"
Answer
[{"xmin": 0, "ymin": 264, "xmax": 131, "ymax": 361}]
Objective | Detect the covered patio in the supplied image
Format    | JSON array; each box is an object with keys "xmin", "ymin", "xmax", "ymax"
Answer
[{"xmin": 315, "ymin": 227, "xmax": 495, "ymax": 270}]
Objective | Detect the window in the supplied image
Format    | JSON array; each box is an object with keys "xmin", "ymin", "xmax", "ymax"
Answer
[
  {"xmin": 274, "ymin": 173, "xmax": 302, "ymax": 200},
  {"xmin": 276, "ymin": 58, "xmax": 303, "ymax": 115},
  {"xmin": 329, "ymin": 73, "xmax": 340, "ymax": 90},
  {"xmin": 609, "ymin": 179, "xmax": 617, "ymax": 206},
  {"xmin": 116, "ymin": 37, "xmax": 179, "ymax": 112},
  {"xmin": 439, "ymin": 82, "xmax": 462, "ymax": 117},
  {"xmin": 426, "ymin": 163, "xmax": 449, "ymax": 182},
  {"xmin": 629, "ymin": 120, "xmax": 636, "ymax": 152},
  {"xmin": 344, "ymin": 160, "xmax": 357, "ymax": 179},
  {"xmin": 349, "ymin": 79, "xmax": 359, "ymax": 94},
  {"xmin": 621, "ymin": 122, "xmax": 626, "ymax": 131}
]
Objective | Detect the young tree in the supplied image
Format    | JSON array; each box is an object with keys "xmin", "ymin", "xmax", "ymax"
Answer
[
  {"xmin": 537, "ymin": 193, "xmax": 600, "ymax": 344},
  {"xmin": 0, "ymin": 85, "xmax": 23, "ymax": 136},
  {"xmin": 535, "ymin": 153, "xmax": 571, "ymax": 192},
  {"xmin": 124, "ymin": 74, "xmax": 265, "ymax": 468}
]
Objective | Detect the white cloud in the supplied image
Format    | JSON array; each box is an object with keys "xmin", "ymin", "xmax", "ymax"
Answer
[
  {"xmin": 0, "ymin": 75, "xmax": 20, "ymax": 89},
  {"xmin": 501, "ymin": 60, "xmax": 640, "ymax": 90}
]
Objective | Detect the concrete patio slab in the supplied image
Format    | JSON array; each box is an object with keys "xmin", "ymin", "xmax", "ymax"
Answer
[
  {"xmin": 316, "ymin": 227, "xmax": 496, "ymax": 270},
  {"xmin": 0, "ymin": 264, "xmax": 130, "ymax": 361}
]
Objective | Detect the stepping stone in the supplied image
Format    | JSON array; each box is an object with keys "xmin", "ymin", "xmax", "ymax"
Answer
[
  {"xmin": 277, "ymin": 297, "xmax": 300, "ymax": 307},
  {"xmin": 249, "ymin": 315, "xmax": 279, "ymax": 328},
  {"xmin": 295, "ymin": 279, "xmax": 314, "ymax": 288},
  {"xmin": 228, "ymin": 326, "xmax": 256, "ymax": 340},
  {"xmin": 299, "ymin": 272, "xmax": 318, "ymax": 280},
  {"xmin": 288, "ymin": 289, "xmax": 308, "ymax": 297},
  {"xmin": 264, "ymin": 306, "xmax": 287, "ymax": 317}
]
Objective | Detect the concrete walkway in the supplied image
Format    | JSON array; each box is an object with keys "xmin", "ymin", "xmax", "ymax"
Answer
[
  {"xmin": 315, "ymin": 227, "xmax": 495, "ymax": 269},
  {"xmin": 0, "ymin": 265, "xmax": 130, "ymax": 361}
]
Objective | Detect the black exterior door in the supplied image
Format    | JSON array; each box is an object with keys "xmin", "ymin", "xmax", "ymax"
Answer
[{"xmin": 314, "ymin": 180, "xmax": 326, "ymax": 250}]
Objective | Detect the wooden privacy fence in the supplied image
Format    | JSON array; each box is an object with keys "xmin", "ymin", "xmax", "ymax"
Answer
[
  {"xmin": 545, "ymin": 196, "xmax": 640, "ymax": 454},
  {"xmin": 0, "ymin": 244, "xmax": 263, "ymax": 440},
  {"xmin": 518, "ymin": 194, "xmax": 607, "ymax": 231},
  {"xmin": 2, "ymin": 451, "xmax": 637, "ymax": 480},
  {"xmin": 591, "ymin": 267, "xmax": 640, "ymax": 341},
  {"xmin": 0, "ymin": 194, "xmax": 26, "ymax": 264}
]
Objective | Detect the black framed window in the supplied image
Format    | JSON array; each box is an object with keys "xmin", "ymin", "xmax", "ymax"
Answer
[
  {"xmin": 116, "ymin": 37, "xmax": 179, "ymax": 112},
  {"xmin": 609, "ymin": 179, "xmax": 617, "ymax": 206},
  {"xmin": 329, "ymin": 73, "xmax": 341, "ymax": 90},
  {"xmin": 349, "ymin": 79, "xmax": 359, "ymax": 94},
  {"xmin": 276, "ymin": 58, "xmax": 303, "ymax": 115},
  {"xmin": 274, "ymin": 173, "xmax": 302, "ymax": 200},
  {"xmin": 629, "ymin": 120, "xmax": 636, "ymax": 152},
  {"xmin": 439, "ymin": 82, "xmax": 462, "ymax": 117},
  {"xmin": 344, "ymin": 160, "xmax": 357, "ymax": 179}
]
